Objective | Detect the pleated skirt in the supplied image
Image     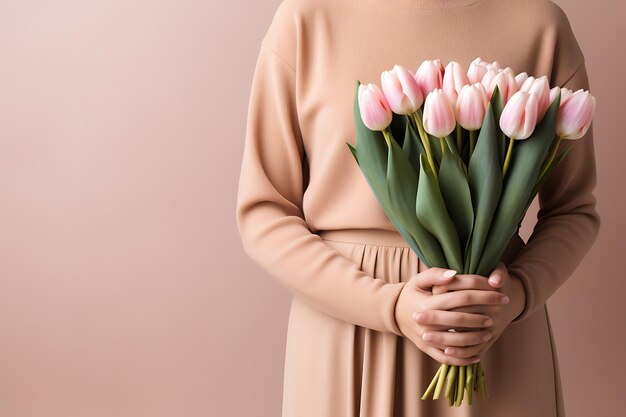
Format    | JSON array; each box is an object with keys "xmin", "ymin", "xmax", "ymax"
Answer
[{"xmin": 281, "ymin": 228, "xmax": 565, "ymax": 417}]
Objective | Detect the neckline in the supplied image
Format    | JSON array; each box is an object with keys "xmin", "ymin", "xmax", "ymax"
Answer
[{"xmin": 370, "ymin": 0, "xmax": 487, "ymax": 10}]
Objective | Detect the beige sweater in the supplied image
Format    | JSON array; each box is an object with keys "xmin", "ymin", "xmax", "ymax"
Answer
[{"xmin": 235, "ymin": 0, "xmax": 600, "ymax": 335}]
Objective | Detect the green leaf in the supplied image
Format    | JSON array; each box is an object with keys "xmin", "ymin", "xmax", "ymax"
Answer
[
  {"xmin": 428, "ymin": 132, "xmax": 443, "ymax": 166},
  {"xmin": 466, "ymin": 102, "xmax": 502, "ymax": 274},
  {"xmin": 460, "ymin": 130, "xmax": 471, "ymax": 168},
  {"xmin": 523, "ymin": 144, "xmax": 573, "ymax": 214},
  {"xmin": 415, "ymin": 153, "xmax": 463, "ymax": 271},
  {"xmin": 475, "ymin": 91, "xmax": 562, "ymax": 276},
  {"xmin": 346, "ymin": 142, "xmax": 359, "ymax": 166},
  {"xmin": 489, "ymin": 85, "xmax": 506, "ymax": 167},
  {"xmin": 386, "ymin": 133, "xmax": 447, "ymax": 267},
  {"xmin": 402, "ymin": 114, "xmax": 425, "ymax": 174},
  {"xmin": 389, "ymin": 110, "xmax": 408, "ymax": 147},
  {"xmin": 439, "ymin": 135, "xmax": 474, "ymax": 264}
]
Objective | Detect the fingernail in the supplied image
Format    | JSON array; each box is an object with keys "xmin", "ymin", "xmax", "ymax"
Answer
[
  {"xmin": 413, "ymin": 312, "xmax": 423, "ymax": 321},
  {"xmin": 483, "ymin": 318, "xmax": 493, "ymax": 326},
  {"xmin": 422, "ymin": 332, "xmax": 433, "ymax": 340},
  {"xmin": 445, "ymin": 347, "xmax": 454, "ymax": 355},
  {"xmin": 442, "ymin": 269, "xmax": 457, "ymax": 278},
  {"xmin": 472, "ymin": 358, "xmax": 481, "ymax": 364},
  {"xmin": 501, "ymin": 296, "xmax": 510, "ymax": 304},
  {"xmin": 482, "ymin": 333, "xmax": 492, "ymax": 341},
  {"xmin": 489, "ymin": 275, "xmax": 502, "ymax": 286}
]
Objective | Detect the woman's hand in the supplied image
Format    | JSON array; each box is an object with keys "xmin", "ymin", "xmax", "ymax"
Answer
[
  {"xmin": 394, "ymin": 267, "xmax": 507, "ymax": 366},
  {"xmin": 429, "ymin": 262, "xmax": 527, "ymax": 359}
]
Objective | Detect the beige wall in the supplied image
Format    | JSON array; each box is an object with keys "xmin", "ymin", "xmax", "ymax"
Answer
[{"xmin": 0, "ymin": 1, "xmax": 623, "ymax": 416}]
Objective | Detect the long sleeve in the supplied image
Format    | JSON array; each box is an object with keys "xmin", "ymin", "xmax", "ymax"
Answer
[
  {"xmin": 235, "ymin": 3, "xmax": 407, "ymax": 335},
  {"xmin": 507, "ymin": 11, "xmax": 601, "ymax": 323}
]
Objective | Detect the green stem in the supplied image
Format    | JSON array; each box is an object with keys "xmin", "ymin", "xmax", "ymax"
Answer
[
  {"xmin": 381, "ymin": 127, "xmax": 393, "ymax": 147},
  {"xmin": 412, "ymin": 111, "xmax": 438, "ymax": 178},
  {"xmin": 473, "ymin": 363, "xmax": 479, "ymax": 393},
  {"xmin": 538, "ymin": 135, "xmax": 562, "ymax": 180},
  {"xmin": 501, "ymin": 136, "xmax": 516, "ymax": 177},
  {"xmin": 456, "ymin": 124, "xmax": 462, "ymax": 153},
  {"xmin": 421, "ymin": 365, "xmax": 442, "ymax": 400},
  {"xmin": 455, "ymin": 365, "xmax": 465, "ymax": 406},
  {"xmin": 440, "ymin": 136, "xmax": 446, "ymax": 156},
  {"xmin": 433, "ymin": 364, "xmax": 449, "ymax": 400},
  {"xmin": 466, "ymin": 363, "xmax": 474, "ymax": 405},
  {"xmin": 469, "ymin": 129, "xmax": 477, "ymax": 159},
  {"xmin": 445, "ymin": 365, "xmax": 458, "ymax": 398}
]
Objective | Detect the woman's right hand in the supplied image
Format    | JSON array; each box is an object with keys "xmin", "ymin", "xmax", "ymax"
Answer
[{"xmin": 394, "ymin": 267, "xmax": 508, "ymax": 366}]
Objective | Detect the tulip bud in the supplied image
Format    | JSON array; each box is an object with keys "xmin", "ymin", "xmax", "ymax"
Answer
[
  {"xmin": 381, "ymin": 65, "xmax": 424, "ymax": 115},
  {"xmin": 423, "ymin": 88, "xmax": 456, "ymax": 138},
  {"xmin": 442, "ymin": 60, "xmax": 470, "ymax": 107},
  {"xmin": 519, "ymin": 76, "xmax": 535, "ymax": 92},
  {"xmin": 481, "ymin": 67, "xmax": 499, "ymax": 93},
  {"xmin": 549, "ymin": 86, "xmax": 560, "ymax": 106},
  {"xmin": 414, "ymin": 59, "xmax": 444, "ymax": 96},
  {"xmin": 483, "ymin": 68, "xmax": 519, "ymax": 104},
  {"xmin": 519, "ymin": 76, "xmax": 550, "ymax": 121},
  {"xmin": 455, "ymin": 83, "xmax": 488, "ymax": 131},
  {"xmin": 486, "ymin": 61, "xmax": 501, "ymax": 71},
  {"xmin": 499, "ymin": 90, "xmax": 539, "ymax": 139},
  {"xmin": 560, "ymin": 87, "xmax": 574, "ymax": 104},
  {"xmin": 468, "ymin": 57, "xmax": 489, "ymax": 84},
  {"xmin": 358, "ymin": 83, "xmax": 393, "ymax": 131},
  {"xmin": 515, "ymin": 72, "xmax": 529, "ymax": 88},
  {"xmin": 502, "ymin": 67, "xmax": 520, "ymax": 102},
  {"xmin": 557, "ymin": 88, "xmax": 596, "ymax": 139}
]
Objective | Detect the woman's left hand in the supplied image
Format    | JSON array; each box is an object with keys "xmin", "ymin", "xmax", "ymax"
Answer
[{"xmin": 426, "ymin": 262, "xmax": 526, "ymax": 358}]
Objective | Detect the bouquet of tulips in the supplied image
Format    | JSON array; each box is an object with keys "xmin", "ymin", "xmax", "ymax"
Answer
[{"xmin": 346, "ymin": 57, "xmax": 596, "ymax": 407}]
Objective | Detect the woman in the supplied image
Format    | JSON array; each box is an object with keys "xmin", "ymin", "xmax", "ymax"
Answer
[{"xmin": 235, "ymin": 0, "xmax": 600, "ymax": 415}]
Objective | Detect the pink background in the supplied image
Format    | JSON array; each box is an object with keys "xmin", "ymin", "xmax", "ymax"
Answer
[{"xmin": 0, "ymin": 1, "xmax": 623, "ymax": 416}]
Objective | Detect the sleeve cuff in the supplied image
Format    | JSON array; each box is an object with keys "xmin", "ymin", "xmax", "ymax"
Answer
[
  {"xmin": 508, "ymin": 266, "xmax": 538, "ymax": 324},
  {"xmin": 384, "ymin": 281, "xmax": 408, "ymax": 336}
]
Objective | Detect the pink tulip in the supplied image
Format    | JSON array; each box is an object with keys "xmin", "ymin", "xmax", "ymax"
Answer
[
  {"xmin": 486, "ymin": 61, "xmax": 502, "ymax": 71},
  {"xmin": 499, "ymin": 90, "xmax": 539, "ymax": 139},
  {"xmin": 502, "ymin": 68, "xmax": 521, "ymax": 102},
  {"xmin": 481, "ymin": 67, "xmax": 498, "ymax": 91},
  {"xmin": 380, "ymin": 65, "xmax": 424, "ymax": 115},
  {"xmin": 483, "ymin": 68, "xmax": 519, "ymax": 104},
  {"xmin": 467, "ymin": 57, "xmax": 489, "ymax": 84},
  {"xmin": 455, "ymin": 83, "xmax": 489, "ymax": 130},
  {"xmin": 414, "ymin": 59, "xmax": 444, "ymax": 96},
  {"xmin": 518, "ymin": 76, "xmax": 535, "ymax": 91},
  {"xmin": 422, "ymin": 88, "xmax": 456, "ymax": 137},
  {"xmin": 520, "ymin": 75, "xmax": 550, "ymax": 121},
  {"xmin": 549, "ymin": 86, "xmax": 560, "ymax": 106},
  {"xmin": 560, "ymin": 87, "xmax": 574, "ymax": 104},
  {"xmin": 556, "ymin": 88, "xmax": 596, "ymax": 139},
  {"xmin": 442, "ymin": 60, "xmax": 470, "ymax": 107},
  {"xmin": 358, "ymin": 83, "xmax": 393, "ymax": 131},
  {"xmin": 515, "ymin": 72, "xmax": 529, "ymax": 88}
]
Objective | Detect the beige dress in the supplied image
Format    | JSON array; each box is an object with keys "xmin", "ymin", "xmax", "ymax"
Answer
[{"xmin": 235, "ymin": 0, "xmax": 600, "ymax": 415}]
